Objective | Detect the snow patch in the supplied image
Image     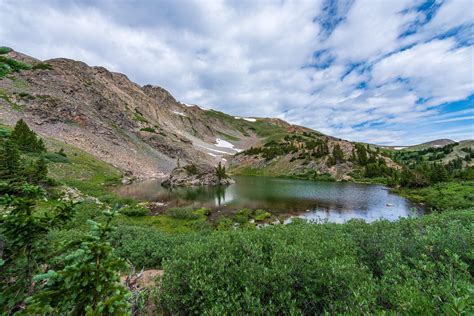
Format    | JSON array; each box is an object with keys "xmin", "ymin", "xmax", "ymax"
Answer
[
  {"xmin": 197, "ymin": 145, "xmax": 231, "ymax": 154},
  {"xmin": 215, "ymin": 138, "xmax": 242, "ymax": 152},
  {"xmin": 235, "ymin": 116, "xmax": 256, "ymax": 122},
  {"xmin": 171, "ymin": 110, "xmax": 187, "ymax": 117},
  {"xmin": 394, "ymin": 147, "xmax": 406, "ymax": 150}
]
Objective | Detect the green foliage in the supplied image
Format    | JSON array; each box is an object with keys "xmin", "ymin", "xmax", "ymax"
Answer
[
  {"xmin": 0, "ymin": 187, "xmax": 75, "ymax": 312},
  {"xmin": 133, "ymin": 109, "xmax": 148, "ymax": 123},
  {"xmin": 355, "ymin": 143, "xmax": 368, "ymax": 165},
  {"xmin": 0, "ymin": 55, "xmax": 31, "ymax": 78},
  {"xmin": 31, "ymin": 62, "xmax": 53, "ymax": 70},
  {"xmin": 10, "ymin": 119, "xmax": 46, "ymax": 153},
  {"xmin": 110, "ymin": 225, "xmax": 208, "ymax": 268},
  {"xmin": 396, "ymin": 180, "xmax": 474, "ymax": 210},
  {"xmin": 120, "ymin": 205, "xmax": 149, "ymax": 217},
  {"xmin": 254, "ymin": 209, "xmax": 271, "ymax": 221},
  {"xmin": 216, "ymin": 217, "xmax": 233, "ymax": 230},
  {"xmin": 25, "ymin": 211, "xmax": 131, "ymax": 315},
  {"xmin": 159, "ymin": 210, "xmax": 474, "ymax": 314},
  {"xmin": 0, "ymin": 138, "xmax": 22, "ymax": 185},
  {"xmin": 331, "ymin": 143, "xmax": 345, "ymax": 164},
  {"xmin": 166, "ymin": 207, "xmax": 199, "ymax": 220},
  {"xmin": 0, "ymin": 46, "xmax": 12, "ymax": 54},
  {"xmin": 139, "ymin": 126, "xmax": 155, "ymax": 133},
  {"xmin": 215, "ymin": 161, "xmax": 227, "ymax": 182},
  {"xmin": 233, "ymin": 208, "xmax": 253, "ymax": 224},
  {"xmin": 183, "ymin": 164, "xmax": 198, "ymax": 175},
  {"xmin": 44, "ymin": 151, "xmax": 70, "ymax": 163}
]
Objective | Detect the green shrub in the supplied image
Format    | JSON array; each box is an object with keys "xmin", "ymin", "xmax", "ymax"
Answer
[
  {"xmin": 44, "ymin": 152, "xmax": 70, "ymax": 163},
  {"xmin": 183, "ymin": 164, "xmax": 198, "ymax": 175},
  {"xmin": 216, "ymin": 217, "xmax": 233, "ymax": 230},
  {"xmin": 254, "ymin": 209, "xmax": 271, "ymax": 221},
  {"xmin": 0, "ymin": 46, "xmax": 12, "ymax": 54},
  {"xmin": 139, "ymin": 127, "xmax": 155, "ymax": 133},
  {"xmin": 32, "ymin": 63, "xmax": 53, "ymax": 70},
  {"xmin": 166, "ymin": 207, "xmax": 199, "ymax": 220},
  {"xmin": 233, "ymin": 208, "xmax": 252, "ymax": 224},
  {"xmin": 120, "ymin": 205, "xmax": 149, "ymax": 217},
  {"xmin": 158, "ymin": 210, "xmax": 474, "ymax": 314},
  {"xmin": 193, "ymin": 207, "xmax": 212, "ymax": 216},
  {"xmin": 110, "ymin": 225, "xmax": 208, "ymax": 268}
]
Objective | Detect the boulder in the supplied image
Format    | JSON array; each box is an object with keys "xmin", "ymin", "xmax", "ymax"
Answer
[{"xmin": 162, "ymin": 163, "xmax": 235, "ymax": 187}]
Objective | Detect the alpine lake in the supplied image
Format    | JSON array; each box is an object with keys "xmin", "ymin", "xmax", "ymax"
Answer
[{"xmin": 116, "ymin": 175, "xmax": 425, "ymax": 223}]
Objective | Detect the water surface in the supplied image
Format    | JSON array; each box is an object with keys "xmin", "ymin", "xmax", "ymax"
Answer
[{"xmin": 116, "ymin": 176, "xmax": 424, "ymax": 223}]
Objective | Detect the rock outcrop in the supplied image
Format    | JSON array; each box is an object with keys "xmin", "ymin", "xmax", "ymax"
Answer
[{"xmin": 162, "ymin": 164, "xmax": 235, "ymax": 187}]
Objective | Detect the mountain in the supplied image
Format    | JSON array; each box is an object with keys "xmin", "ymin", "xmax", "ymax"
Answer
[
  {"xmin": 403, "ymin": 139, "xmax": 456, "ymax": 151},
  {"xmin": 0, "ymin": 48, "xmax": 397, "ymax": 180}
]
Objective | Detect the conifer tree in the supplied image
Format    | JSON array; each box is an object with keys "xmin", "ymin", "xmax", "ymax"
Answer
[
  {"xmin": 331, "ymin": 144, "xmax": 345, "ymax": 164},
  {"xmin": 25, "ymin": 211, "xmax": 131, "ymax": 315},
  {"xmin": 10, "ymin": 119, "xmax": 45, "ymax": 153},
  {"xmin": 215, "ymin": 161, "xmax": 227, "ymax": 183},
  {"xmin": 32, "ymin": 156, "xmax": 48, "ymax": 184},
  {"xmin": 1, "ymin": 186, "xmax": 76, "ymax": 312},
  {"xmin": 0, "ymin": 138, "xmax": 21, "ymax": 182}
]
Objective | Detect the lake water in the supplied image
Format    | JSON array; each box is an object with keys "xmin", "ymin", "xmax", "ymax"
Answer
[{"xmin": 116, "ymin": 176, "xmax": 424, "ymax": 223}]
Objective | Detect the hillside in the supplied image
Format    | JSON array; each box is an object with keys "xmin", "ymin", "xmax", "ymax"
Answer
[
  {"xmin": 0, "ymin": 48, "xmax": 402, "ymax": 181},
  {"xmin": 403, "ymin": 139, "xmax": 456, "ymax": 151}
]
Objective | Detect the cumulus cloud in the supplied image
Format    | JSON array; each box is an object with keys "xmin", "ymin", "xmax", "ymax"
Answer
[{"xmin": 0, "ymin": 0, "xmax": 472, "ymax": 145}]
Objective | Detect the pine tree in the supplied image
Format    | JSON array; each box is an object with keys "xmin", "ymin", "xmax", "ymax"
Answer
[
  {"xmin": 215, "ymin": 161, "xmax": 227, "ymax": 183},
  {"xmin": 25, "ymin": 211, "xmax": 131, "ymax": 315},
  {"xmin": 1, "ymin": 186, "xmax": 75, "ymax": 312},
  {"xmin": 331, "ymin": 144, "xmax": 345, "ymax": 164},
  {"xmin": 356, "ymin": 144, "xmax": 368, "ymax": 165},
  {"xmin": 32, "ymin": 155, "xmax": 48, "ymax": 184},
  {"xmin": 10, "ymin": 119, "xmax": 45, "ymax": 153},
  {"xmin": 430, "ymin": 163, "xmax": 449, "ymax": 183},
  {"xmin": 0, "ymin": 138, "xmax": 21, "ymax": 181}
]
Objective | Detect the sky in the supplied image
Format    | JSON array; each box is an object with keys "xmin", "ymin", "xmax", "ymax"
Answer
[{"xmin": 0, "ymin": 0, "xmax": 473, "ymax": 145}]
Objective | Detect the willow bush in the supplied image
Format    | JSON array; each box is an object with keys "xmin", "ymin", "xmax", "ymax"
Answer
[{"xmin": 159, "ymin": 210, "xmax": 474, "ymax": 314}]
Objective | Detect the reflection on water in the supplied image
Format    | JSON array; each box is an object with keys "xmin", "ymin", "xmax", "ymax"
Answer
[{"xmin": 116, "ymin": 176, "xmax": 424, "ymax": 223}]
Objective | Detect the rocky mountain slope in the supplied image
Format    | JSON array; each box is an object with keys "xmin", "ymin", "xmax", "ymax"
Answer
[
  {"xmin": 0, "ymin": 48, "xmax": 410, "ymax": 181},
  {"xmin": 0, "ymin": 48, "xmax": 291, "ymax": 178}
]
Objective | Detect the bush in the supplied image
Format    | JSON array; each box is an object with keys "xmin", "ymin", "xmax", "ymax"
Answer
[
  {"xmin": 44, "ymin": 152, "xmax": 70, "ymax": 163},
  {"xmin": 120, "ymin": 205, "xmax": 149, "ymax": 217},
  {"xmin": 139, "ymin": 127, "xmax": 155, "ymax": 133},
  {"xmin": 0, "ymin": 46, "xmax": 12, "ymax": 54},
  {"xmin": 216, "ymin": 217, "xmax": 233, "ymax": 230},
  {"xmin": 233, "ymin": 208, "xmax": 252, "ymax": 224},
  {"xmin": 193, "ymin": 207, "xmax": 212, "ymax": 216},
  {"xmin": 158, "ymin": 210, "xmax": 474, "ymax": 314},
  {"xmin": 183, "ymin": 164, "xmax": 198, "ymax": 175},
  {"xmin": 166, "ymin": 207, "xmax": 199, "ymax": 220},
  {"xmin": 110, "ymin": 225, "xmax": 208, "ymax": 268},
  {"xmin": 254, "ymin": 209, "xmax": 271, "ymax": 221}
]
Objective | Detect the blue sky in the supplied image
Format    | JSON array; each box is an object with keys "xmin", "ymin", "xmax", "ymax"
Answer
[{"xmin": 0, "ymin": 0, "xmax": 473, "ymax": 145}]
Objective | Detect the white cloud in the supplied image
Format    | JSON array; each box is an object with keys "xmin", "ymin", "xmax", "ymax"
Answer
[{"xmin": 0, "ymin": 0, "xmax": 472, "ymax": 145}]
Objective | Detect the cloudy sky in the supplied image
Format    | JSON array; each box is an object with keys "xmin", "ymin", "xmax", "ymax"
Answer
[{"xmin": 1, "ymin": 0, "xmax": 473, "ymax": 145}]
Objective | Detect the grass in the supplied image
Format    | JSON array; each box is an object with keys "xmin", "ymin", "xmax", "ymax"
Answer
[
  {"xmin": 217, "ymin": 131, "xmax": 241, "ymax": 142},
  {"xmin": 205, "ymin": 109, "xmax": 287, "ymax": 140},
  {"xmin": 394, "ymin": 180, "xmax": 474, "ymax": 210},
  {"xmin": 45, "ymin": 138, "xmax": 122, "ymax": 200},
  {"xmin": 0, "ymin": 90, "xmax": 23, "ymax": 111}
]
